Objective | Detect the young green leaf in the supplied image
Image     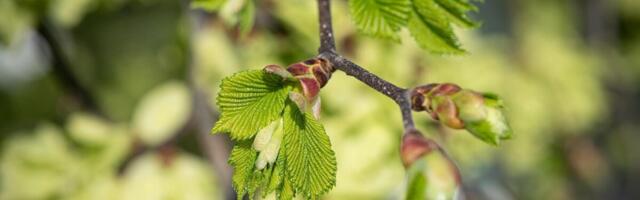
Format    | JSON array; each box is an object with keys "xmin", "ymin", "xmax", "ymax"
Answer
[
  {"xmin": 283, "ymin": 101, "xmax": 337, "ymax": 198},
  {"xmin": 228, "ymin": 141, "xmax": 258, "ymax": 200},
  {"xmin": 408, "ymin": 0, "xmax": 467, "ymax": 54},
  {"xmin": 349, "ymin": 0, "xmax": 411, "ymax": 42},
  {"xmin": 212, "ymin": 70, "xmax": 290, "ymax": 140}
]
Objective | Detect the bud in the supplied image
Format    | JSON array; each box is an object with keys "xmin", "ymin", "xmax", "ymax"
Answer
[
  {"xmin": 263, "ymin": 59, "xmax": 332, "ymax": 119},
  {"xmin": 401, "ymin": 129, "xmax": 462, "ymax": 200},
  {"xmin": 410, "ymin": 83, "xmax": 513, "ymax": 145},
  {"xmin": 268, "ymin": 58, "xmax": 332, "ymax": 119},
  {"xmin": 461, "ymin": 93, "xmax": 512, "ymax": 145},
  {"xmin": 285, "ymin": 58, "xmax": 333, "ymax": 103},
  {"xmin": 400, "ymin": 129, "xmax": 437, "ymax": 167}
]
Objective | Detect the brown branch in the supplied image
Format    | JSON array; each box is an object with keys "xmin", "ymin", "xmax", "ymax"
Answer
[
  {"xmin": 317, "ymin": 0, "xmax": 336, "ymax": 53},
  {"xmin": 315, "ymin": 0, "xmax": 415, "ymax": 130}
]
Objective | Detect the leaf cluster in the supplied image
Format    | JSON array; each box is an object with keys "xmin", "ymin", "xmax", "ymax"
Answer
[{"xmin": 212, "ymin": 70, "xmax": 337, "ymax": 199}]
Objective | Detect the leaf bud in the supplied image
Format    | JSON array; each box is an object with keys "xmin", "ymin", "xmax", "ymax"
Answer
[{"xmin": 410, "ymin": 83, "xmax": 512, "ymax": 145}]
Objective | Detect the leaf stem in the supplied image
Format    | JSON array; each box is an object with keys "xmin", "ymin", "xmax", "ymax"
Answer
[{"xmin": 315, "ymin": 0, "xmax": 415, "ymax": 130}]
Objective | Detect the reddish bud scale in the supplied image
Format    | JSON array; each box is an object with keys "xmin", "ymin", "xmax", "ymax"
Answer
[
  {"xmin": 401, "ymin": 129, "xmax": 438, "ymax": 167},
  {"xmin": 410, "ymin": 83, "xmax": 466, "ymax": 129},
  {"xmin": 286, "ymin": 58, "xmax": 333, "ymax": 103}
]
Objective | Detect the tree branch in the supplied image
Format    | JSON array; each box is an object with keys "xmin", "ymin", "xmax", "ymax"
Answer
[
  {"xmin": 317, "ymin": 0, "xmax": 336, "ymax": 53},
  {"xmin": 315, "ymin": 0, "xmax": 415, "ymax": 130}
]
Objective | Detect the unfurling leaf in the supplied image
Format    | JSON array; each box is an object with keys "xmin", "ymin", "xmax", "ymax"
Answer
[
  {"xmin": 212, "ymin": 70, "xmax": 290, "ymax": 140},
  {"xmin": 410, "ymin": 83, "xmax": 513, "ymax": 145},
  {"xmin": 255, "ymin": 118, "xmax": 284, "ymax": 170}
]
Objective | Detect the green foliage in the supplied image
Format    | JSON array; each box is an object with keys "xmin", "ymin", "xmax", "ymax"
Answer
[
  {"xmin": 349, "ymin": 0, "xmax": 478, "ymax": 54},
  {"xmin": 283, "ymin": 101, "xmax": 337, "ymax": 198},
  {"xmin": 212, "ymin": 70, "xmax": 290, "ymax": 140},
  {"xmin": 349, "ymin": 0, "xmax": 411, "ymax": 42}
]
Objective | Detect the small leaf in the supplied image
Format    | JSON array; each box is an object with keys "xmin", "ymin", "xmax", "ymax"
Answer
[
  {"xmin": 229, "ymin": 141, "xmax": 258, "ymax": 200},
  {"xmin": 283, "ymin": 101, "xmax": 337, "ymax": 198},
  {"xmin": 349, "ymin": 0, "xmax": 411, "ymax": 41},
  {"xmin": 212, "ymin": 70, "xmax": 290, "ymax": 140}
]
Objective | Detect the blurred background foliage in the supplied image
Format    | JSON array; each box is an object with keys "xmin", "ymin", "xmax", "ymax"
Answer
[{"xmin": 1, "ymin": 0, "xmax": 639, "ymax": 199}]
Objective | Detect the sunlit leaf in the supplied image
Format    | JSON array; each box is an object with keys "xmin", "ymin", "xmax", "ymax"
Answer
[{"xmin": 212, "ymin": 70, "xmax": 290, "ymax": 140}]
